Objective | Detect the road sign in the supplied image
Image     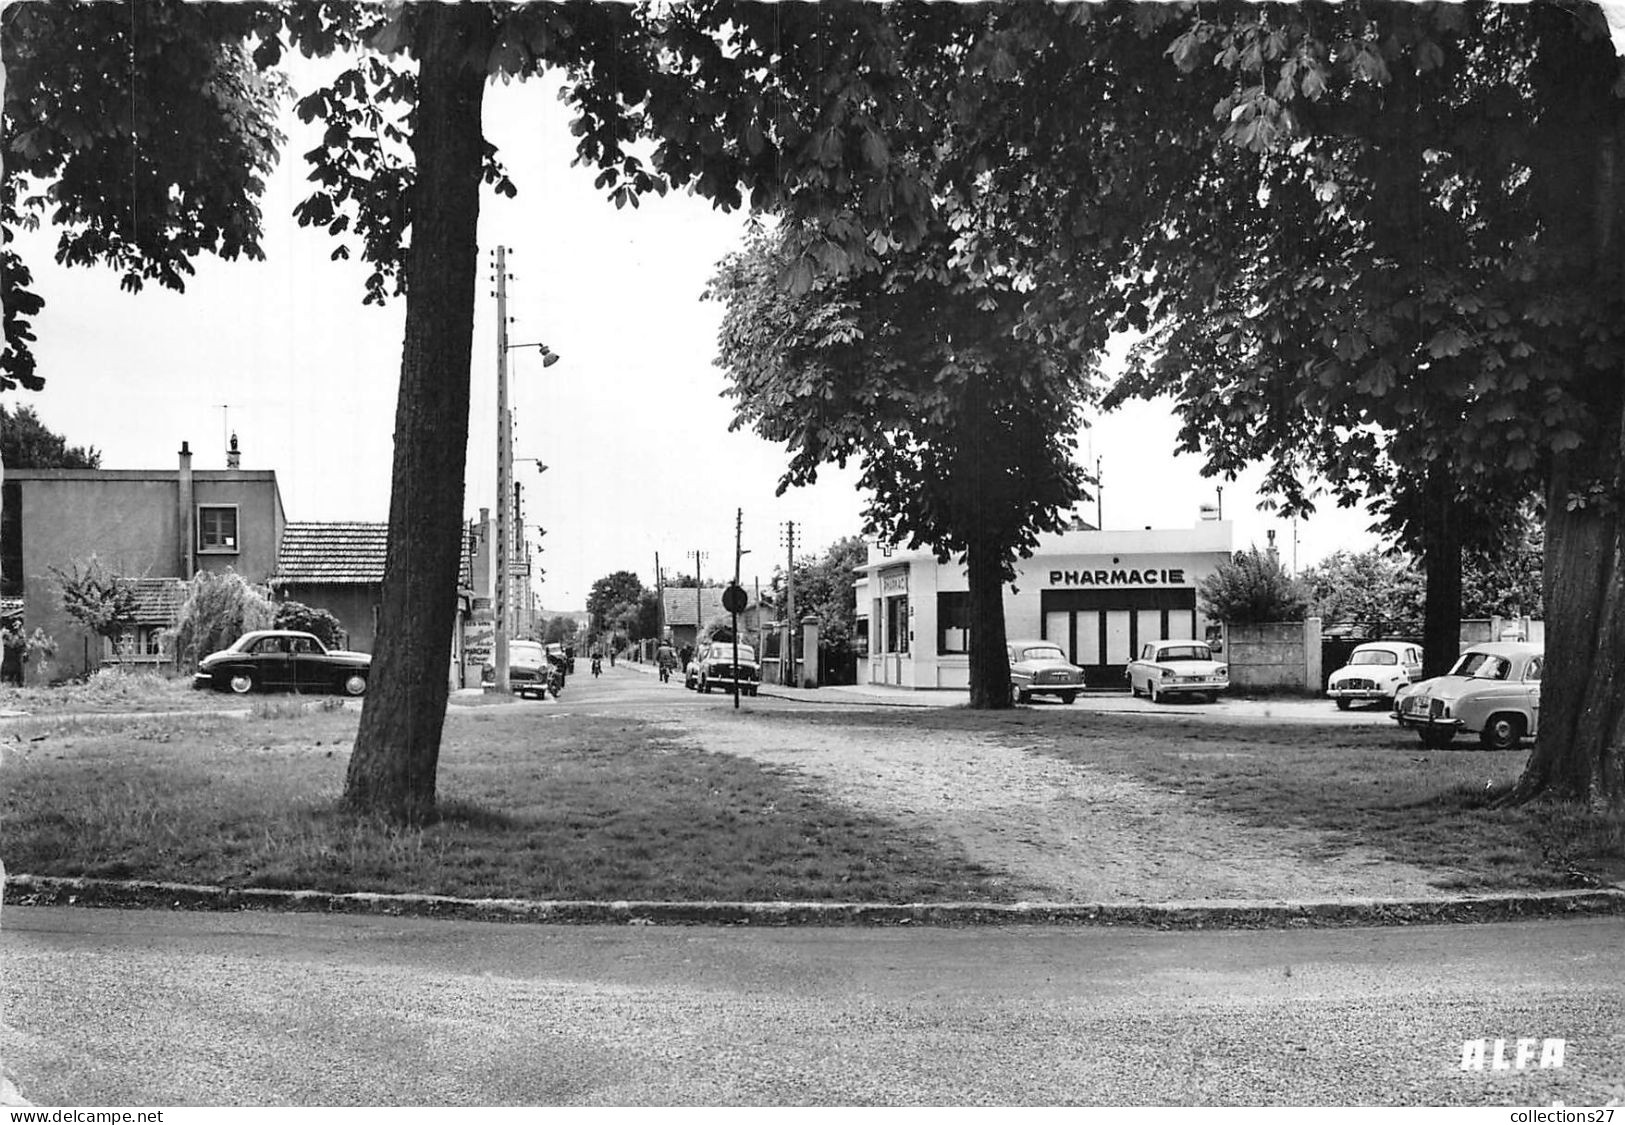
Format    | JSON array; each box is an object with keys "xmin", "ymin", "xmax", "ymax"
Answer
[{"xmin": 722, "ymin": 583, "xmax": 748, "ymax": 614}]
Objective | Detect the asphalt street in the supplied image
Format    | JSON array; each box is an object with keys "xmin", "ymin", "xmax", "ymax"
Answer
[{"xmin": 3, "ymin": 905, "xmax": 1622, "ymax": 1106}]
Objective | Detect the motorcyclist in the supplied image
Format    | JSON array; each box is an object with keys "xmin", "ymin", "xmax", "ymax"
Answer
[{"xmin": 656, "ymin": 640, "xmax": 677, "ymax": 683}]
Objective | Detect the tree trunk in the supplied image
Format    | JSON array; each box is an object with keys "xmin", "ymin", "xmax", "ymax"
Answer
[
  {"xmin": 1419, "ymin": 461, "xmax": 1462, "ymax": 679},
  {"xmin": 344, "ymin": 6, "xmax": 492, "ymax": 823},
  {"xmin": 1512, "ymin": 413, "xmax": 1625, "ymax": 808},
  {"xmin": 965, "ymin": 532, "xmax": 1012, "ymax": 709}
]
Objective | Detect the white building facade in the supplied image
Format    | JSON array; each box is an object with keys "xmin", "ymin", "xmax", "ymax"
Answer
[{"xmin": 855, "ymin": 518, "xmax": 1235, "ymax": 691}]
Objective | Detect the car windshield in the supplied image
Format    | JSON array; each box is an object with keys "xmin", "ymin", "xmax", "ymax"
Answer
[
  {"xmin": 1019, "ymin": 646, "xmax": 1067, "ymax": 662},
  {"xmin": 510, "ymin": 643, "xmax": 545, "ymax": 664},
  {"xmin": 1349, "ymin": 650, "xmax": 1399, "ymax": 666},
  {"xmin": 710, "ymin": 643, "xmax": 756, "ymax": 662},
  {"xmin": 1157, "ymin": 644, "xmax": 1212, "ymax": 662},
  {"xmin": 1449, "ymin": 651, "xmax": 1512, "ymax": 680}
]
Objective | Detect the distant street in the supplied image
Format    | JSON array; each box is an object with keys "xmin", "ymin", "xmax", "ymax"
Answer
[{"xmin": 3, "ymin": 906, "xmax": 1622, "ymax": 1106}]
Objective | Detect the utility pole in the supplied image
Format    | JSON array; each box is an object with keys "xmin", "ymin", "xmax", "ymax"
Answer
[
  {"xmin": 782, "ymin": 520, "xmax": 797, "ymax": 687},
  {"xmin": 493, "ymin": 245, "xmax": 513, "ymax": 694},
  {"xmin": 1096, "ymin": 455, "xmax": 1103, "ymax": 530},
  {"xmin": 693, "ymin": 548, "xmax": 707, "ymax": 649},
  {"xmin": 654, "ymin": 551, "xmax": 664, "ymax": 646},
  {"xmin": 732, "ymin": 508, "xmax": 743, "ymax": 709}
]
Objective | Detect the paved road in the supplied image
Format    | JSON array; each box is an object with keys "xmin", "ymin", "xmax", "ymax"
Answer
[
  {"xmin": 558, "ymin": 661, "xmax": 1400, "ymax": 728},
  {"xmin": 3, "ymin": 906, "xmax": 1622, "ymax": 1106}
]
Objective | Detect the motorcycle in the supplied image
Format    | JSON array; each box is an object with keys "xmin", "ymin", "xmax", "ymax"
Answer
[
  {"xmin": 546, "ymin": 659, "xmax": 565, "ymax": 699},
  {"xmin": 591, "ymin": 656, "xmax": 602, "ymax": 678}
]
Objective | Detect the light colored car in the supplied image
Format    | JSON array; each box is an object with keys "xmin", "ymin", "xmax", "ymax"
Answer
[
  {"xmin": 1326, "ymin": 641, "xmax": 1424, "ymax": 710},
  {"xmin": 1393, "ymin": 641, "xmax": 1542, "ymax": 751},
  {"xmin": 508, "ymin": 640, "xmax": 551, "ymax": 699},
  {"xmin": 1126, "ymin": 639, "xmax": 1229, "ymax": 703},
  {"xmin": 1006, "ymin": 641, "xmax": 1084, "ymax": 705},
  {"xmin": 695, "ymin": 640, "xmax": 760, "ymax": 696}
]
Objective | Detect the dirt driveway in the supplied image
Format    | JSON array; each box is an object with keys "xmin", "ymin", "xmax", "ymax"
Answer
[{"xmin": 674, "ymin": 710, "xmax": 1463, "ymax": 905}]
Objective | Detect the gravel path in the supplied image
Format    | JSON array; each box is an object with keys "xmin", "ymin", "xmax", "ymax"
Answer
[{"xmin": 675, "ymin": 712, "xmax": 1462, "ymax": 904}]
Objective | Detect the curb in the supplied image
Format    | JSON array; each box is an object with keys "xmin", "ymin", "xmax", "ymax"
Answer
[{"xmin": 7, "ymin": 875, "xmax": 1624, "ymax": 930}]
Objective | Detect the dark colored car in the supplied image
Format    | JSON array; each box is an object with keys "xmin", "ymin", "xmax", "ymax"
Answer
[
  {"xmin": 694, "ymin": 640, "xmax": 760, "ymax": 696},
  {"xmin": 193, "ymin": 629, "xmax": 370, "ymax": 696}
]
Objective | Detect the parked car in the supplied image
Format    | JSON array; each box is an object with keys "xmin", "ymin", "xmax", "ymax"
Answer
[
  {"xmin": 1393, "ymin": 641, "xmax": 1542, "ymax": 751},
  {"xmin": 193, "ymin": 629, "xmax": 370, "ymax": 696},
  {"xmin": 694, "ymin": 640, "xmax": 760, "ymax": 695},
  {"xmin": 1126, "ymin": 639, "xmax": 1229, "ymax": 703},
  {"xmin": 508, "ymin": 640, "xmax": 553, "ymax": 699},
  {"xmin": 1326, "ymin": 641, "xmax": 1424, "ymax": 710},
  {"xmin": 1005, "ymin": 641, "xmax": 1084, "ymax": 705}
]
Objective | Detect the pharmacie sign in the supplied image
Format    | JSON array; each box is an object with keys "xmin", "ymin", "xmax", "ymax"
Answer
[{"xmin": 1048, "ymin": 565, "xmax": 1188, "ymax": 587}]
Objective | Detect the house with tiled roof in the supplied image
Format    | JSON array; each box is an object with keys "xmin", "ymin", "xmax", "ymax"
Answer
[
  {"xmin": 269, "ymin": 522, "xmax": 390, "ymax": 652},
  {"xmin": 660, "ymin": 584, "xmax": 767, "ymax": 654},
  {"xmin": 2, "ymin": 439, "xmax": 285, "ymax": 681}
]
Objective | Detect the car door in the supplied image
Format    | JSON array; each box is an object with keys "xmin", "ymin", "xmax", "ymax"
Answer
[
  {"xmin": 288, "ymin": 635, "xmax": 326, "ymax": 693},
  {"xmin": 1523, "ymin": 655, "xmax": 1542, "ymax": 735},
  {"xmin": 248, "ymin": 635, "xmax": 294, "ymax": 689}
]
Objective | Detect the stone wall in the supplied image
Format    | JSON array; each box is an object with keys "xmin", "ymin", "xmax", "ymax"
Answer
[{"xmin": 1224, "ymin": 618, "xmax": 1322, "ymax": 693}]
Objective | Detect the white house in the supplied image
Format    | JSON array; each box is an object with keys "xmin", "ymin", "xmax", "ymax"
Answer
[{"xmin": 854, "ymin": 516, "xmax": 1234, "ymax": 691}]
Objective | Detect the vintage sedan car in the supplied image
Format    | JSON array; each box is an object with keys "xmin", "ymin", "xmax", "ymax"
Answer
[
  {"xmin": 1006, "ymin": 640, "xmax": 1084, "ymax": 705},
  {"xmin": 1126, "ymin": 639, "xmax": 1229, "ymax": 703},
  {"xmin": 1393, "ymin": 641, "xmax": 1542, "ymax": 751},
  {"xmin": 1326, "ymin": 641, "xmax": 1424, "ymax": 710},
  {"xmin": 694, "ymin": 640, "xmax": 760, "ymax": 696},
  {"xmin": 193, "ymin": 629, "xmax": 370, "ymax": 696},
  {"xmin": 508, "ymin": 640, "xmax": 552, "ymax": 699}
]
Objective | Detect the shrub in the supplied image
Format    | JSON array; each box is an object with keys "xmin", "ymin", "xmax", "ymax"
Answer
[
  {"xmin": 273, "ymin": 600, "xmax": 345, "ymax": 648},
  {"xmin": 1199, "ymin": 547, "xmax": 1310, "ymax": 624}
]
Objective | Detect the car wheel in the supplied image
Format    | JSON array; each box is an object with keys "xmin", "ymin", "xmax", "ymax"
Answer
[
  {"xmin": 1480, "ymin": 714, "xmax": 1523, "ymax": 752},
  {"xmin": 342, "ymin": 673, "xmax": 368, "ymax": 697},
  {"xmin": 228, "ymin": 672, "xmax": 255, "ymax": 695},
  {"xmin": 1059, "ymin": 691, "xmax": 1076, "ymax": 705},
  {"xmin": 1419, "ymin": 729, "xmax": 1455, "ymax": 750},
  {"xmin": 1335, "ymin": 698, "xmax": 1351, "ymax": 711}
]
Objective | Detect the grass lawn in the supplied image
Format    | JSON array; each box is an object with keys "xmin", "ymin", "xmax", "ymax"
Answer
[
  {"xmin": 3, "ymin": 687, "xmax": 1620, "ymax": 902},
  {"xmin": 0, "ymin": 699, "xmax": 1009, "ymax": 903},
  {"xmin": 761, "ymin": 707, "xmax": 1625, "ymax": 892},
  {"xmin": 0, "ymin": 668, "xmax": 229, "ymax": 714}
]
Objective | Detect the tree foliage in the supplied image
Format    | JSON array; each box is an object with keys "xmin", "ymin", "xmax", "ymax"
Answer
[
  {"xmin": 2, "ymin": 0, "xmax": 287, "ymax": 390},
  {"xmin": 0, "ymin": 404, "xmax": 99, "ymax": 469},
  {"xmin": 770, "ymin": 533, "xmax": 867, "ymax": 666},
  {"xmin": 1301, "ymin": 548, "xmax": 1425, "ymax": 630},
  {"xmin": 168, "ymin": 569, "xmax": 275, "ymax": 669},
  {"xmin": 710, "ymin": 225, "xmax": 1095, "ymax": 707},
  {"xmin": 49, "ymin": 555, "xmax": 137, "ymax": 645},
  {"xmin": 1199, "ymin": 548, "xmax": 1309, "ymax": 625},
  {"xmin": 586, "ymin": 570, "xmax": 646, "ymax": 627}
]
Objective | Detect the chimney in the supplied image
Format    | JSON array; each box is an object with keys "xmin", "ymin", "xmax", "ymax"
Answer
[
  {"xmin": 226, "ymin": 432, "xmax": 241, "ymax": 470},
  {"xmin": 178, "ymin": 441, "xmax": 195, "ymax": 578}
]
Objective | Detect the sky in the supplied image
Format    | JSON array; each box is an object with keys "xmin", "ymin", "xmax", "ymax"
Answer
[{"xmin": 5, "ymin": 57, "xmax": 1388, "ymax": 612}]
